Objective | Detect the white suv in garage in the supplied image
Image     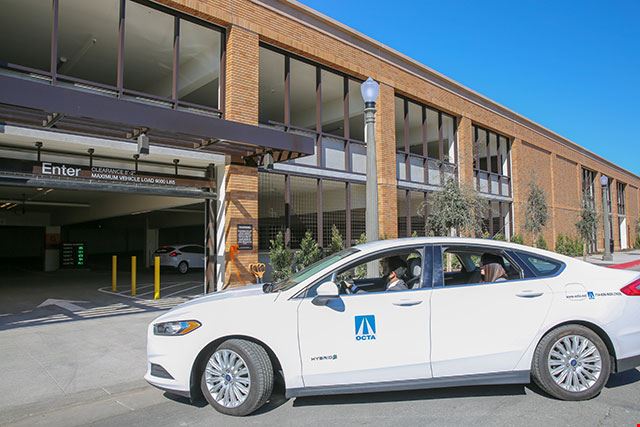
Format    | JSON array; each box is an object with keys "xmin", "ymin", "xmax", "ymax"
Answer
[
  {"xmin": 154, "ymin": 244, "xmax": 204, "ymax": 274},
  {"xmin": 145, "ymin": 238, "xmax": 640, "ymax": 416}
]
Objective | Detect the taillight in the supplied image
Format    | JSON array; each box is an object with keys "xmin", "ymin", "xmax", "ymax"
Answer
[
  {"xmin": 169, "ymin": 251, "xmax": 180, "ymax": 257},
  {"xmin": 621, "ymin": 278, "xmax": 640, "ymax": 296}
]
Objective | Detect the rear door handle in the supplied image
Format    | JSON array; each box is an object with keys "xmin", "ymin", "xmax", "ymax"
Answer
[
  {"xmin": 392, "ymin": 300, "xmax": 423, "ymax": 307},
  {"xmin": 516, "ymin": 291, "xmax": 544, "ymax": 298}
]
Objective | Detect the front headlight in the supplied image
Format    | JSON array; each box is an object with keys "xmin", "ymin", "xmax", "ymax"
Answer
[{"xmin": 153, "ymin": 320, "xmax": 201, "ymax": 336}]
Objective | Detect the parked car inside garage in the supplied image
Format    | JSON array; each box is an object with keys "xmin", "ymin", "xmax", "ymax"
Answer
[{"xmin": 155, "ymin": 244, "xmax": 205, "ymax": 274}]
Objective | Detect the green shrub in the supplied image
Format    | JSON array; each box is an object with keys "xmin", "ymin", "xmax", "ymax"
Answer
[
  {"xmin": 294, "ymin": 230, "xmax": 322, "ymax": 271},
  {"xmin": 492, "ymin": 233, "xmax": 506, "ymax": 241},
  {"xmin": 510, "ymin": 234, "xmax": 524, "ymax": 245},
  {"xmin": 536, "ymin": 235, "xmax": 548, "ymax": 250},
  {"xmin": 269, "ymin": 231, "xmax": 292, "ymax": 281},
  {"xmin": 326, "ymin": 224, "xmax": 344, "ymax": 256},
  {"xmin": 555, "ymin": 234, "xmax": 584, "ymax": 257}
]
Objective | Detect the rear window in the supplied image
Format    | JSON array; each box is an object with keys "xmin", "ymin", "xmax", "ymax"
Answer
[
  {"xmin": 155, "ymin": 247, "xmax": 174, "ymax": 254},
  {"xmin": 519, "ymin": 253, "xmax": 563, "ymax": 277}
]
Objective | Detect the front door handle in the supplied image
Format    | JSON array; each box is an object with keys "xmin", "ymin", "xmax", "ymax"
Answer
[
  {"xmin": 392, "ymin": 300, "xmax": 423, "ymax": 307},
  {"xmin": 516, "ymin": 291, "xmax": 544, "ymax": 298}
]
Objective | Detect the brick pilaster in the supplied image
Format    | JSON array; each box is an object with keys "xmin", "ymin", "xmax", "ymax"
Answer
[
  {"xmin": 457, "ymin": 116, "xmax": 474, "ymax": 187},
  {"xmin": 223, "ymin": 24, "xmax": 259, "ymax": 286},
  {"xmin": 375, "ymin": 82, "xmax": 398, "ymax": 239}
]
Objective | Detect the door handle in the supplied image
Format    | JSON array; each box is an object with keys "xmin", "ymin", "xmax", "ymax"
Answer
[
  {"xmin": 516, "ymin": 291, "xmax": 544, "ymax": 298},
  {"xmin": 392, "ymin": 300, "xmax": 423, "ymax": 307}
]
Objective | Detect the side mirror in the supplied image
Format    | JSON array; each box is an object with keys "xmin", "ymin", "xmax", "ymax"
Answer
[{"xmin": 312, "ymin": 281, "xmax": 339, "ymax": 306}]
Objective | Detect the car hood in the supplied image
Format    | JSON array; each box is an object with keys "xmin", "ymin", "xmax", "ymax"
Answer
[{"xmin": 153, "ymin": 283, "xmax": 279, "ymax": 321}]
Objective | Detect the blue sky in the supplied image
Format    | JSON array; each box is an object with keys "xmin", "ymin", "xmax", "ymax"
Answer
[{"xmin": 300, "ymin": 0, "xmax": 640, "ymax": 176}]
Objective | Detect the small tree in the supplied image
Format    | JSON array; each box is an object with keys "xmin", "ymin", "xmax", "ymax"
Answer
[
  {"xmin": 524, "ymin": 179, "xmax": 549, "ymax": 247},
  {"xmin": 576, "ymin": 195, "xmax": 599, "ymax": 260},
  {"xmin": 269, "ymin": 231, "xmax": 292, "ymax": 281},
  {"xmin": 294, "ymin": 230, "xmax": 322, "ymax": 271},
  {"xmin": 510, "ymin": 234, "xmax": 524, "ymax": 244},
  {"xmin": 354, "ymin": 233, "xmax": 367, "ymax": 279},
  {"xmin": 420, "ymin": 179, "xmax": 486, "ymax": 237},
  {"xmin": 326, "ymin": 224, "xmax": 344, "ymax": 255}
]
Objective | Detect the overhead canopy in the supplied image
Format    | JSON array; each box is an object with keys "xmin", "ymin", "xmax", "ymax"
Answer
[{"xmin": 0, "ymin": 73, "xmax": 314, "ymax": 165}]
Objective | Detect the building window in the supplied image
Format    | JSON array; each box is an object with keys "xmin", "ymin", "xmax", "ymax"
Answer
[
  {"xmin": 396, "ymin": 189, "xmax": 429, "ymax": 237},
  {"xmin": 258, "ymin": 172, "xmax": 365, "ymax": 250},
  {"xmin": 473, "ymin": 125, "xmax": 511, "ymax": 197},
  {"xmin": 258, "ymin": 45, "xmax": 365, "ymax": 174},
  {"xmin": 290, "ymin": 175, "xmax": 318, "ymax": 249},
  {"xmin": 581, "ymin": 168, "xmax": 597, "ymax": 251},
  {"xmin": 322, "ymin": 180, "xmax": 347, "ymax": 247},
  {"xmin": 0, "ymin": 0, "xmax": 52, "ymax": 72},
  {"xmin": 395, "ymin": 95, "xmax": 458, "ymax": 186},
  {"xmin": 350, "ymin": 183, "xmax": 366, "ymax": 245},
  {"xmin": 617, "ymin": 182, "xmax": 626, "ymax": 215},
  {"xmin": 0, "ymin": 0, "xmax": 224, "ymax": 114},
  {"xmin": 58, "ymin": 0, "xmax": 119, "ymax": 86},
  {"xmin": 481, "ymin": 200, "xmax": 512, "ymax": 239},
  {"xmin": 258, "ymin": 173, "xmax": 285, "ymax": 250}
]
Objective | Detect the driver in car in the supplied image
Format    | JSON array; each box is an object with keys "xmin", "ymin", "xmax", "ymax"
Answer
[{"xmin": 345, "ymin": 257, "xmax": 408, "ymax": 293}]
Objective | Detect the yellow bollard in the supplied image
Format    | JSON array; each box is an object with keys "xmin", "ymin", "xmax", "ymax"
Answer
[
  {"xmin": 131, "ymin": 255, "xmax": 137, "ymax": 297},
  {"xmin": 154, "ymin": 256, "xmax": 160, "ymax": 300},
  {"xmin": 111, "ymin": 255, "xmax": 117, "ymax": 292}
]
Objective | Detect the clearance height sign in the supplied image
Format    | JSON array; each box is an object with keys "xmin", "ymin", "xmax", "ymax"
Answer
[{"xmin": 25, "ymin": 160, "xmax": 214, "ymax": 189}]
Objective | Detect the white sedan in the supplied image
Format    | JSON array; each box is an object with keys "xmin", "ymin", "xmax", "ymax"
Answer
[{"xmin": 145, "ymin": 238, "xmax": 640, "ymax": 416}]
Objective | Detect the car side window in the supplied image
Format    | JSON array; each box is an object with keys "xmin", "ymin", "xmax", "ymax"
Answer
[
  {"xmin": 303, "ymin": 246, "xmax": 424, "ymax": 297},
  {"xmin": 441, "ymin": 246, "xmax": 522, "ymax": 286},
  {"xmin": 518, "ymin": 253, "xmax": 563, "ymax": 277}
]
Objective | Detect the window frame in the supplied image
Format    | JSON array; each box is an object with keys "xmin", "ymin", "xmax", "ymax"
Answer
[
  {"xmin": 1, "ymin": 0, "xmax": 225, "ymax": 116},
  {"xmin": 295, "ymin": 243, "xmax": 433, "ymax": 298},
  {"xmin": 432, "ymin": 244, "xmax": 552, "ymax": 289},
  {"xmin": 394, "ymin": 94, "xmax": 459, "ymax": 186},
  {"xmin": 473, "ymin": 124, "xmax": 512, "ymax": 197},
  {"xmin": 258, "ymin": 43, "xmax": 365, "ymax": 175}
]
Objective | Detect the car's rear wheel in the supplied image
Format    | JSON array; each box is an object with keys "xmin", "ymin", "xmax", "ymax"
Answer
[
  {"xmin": 177, "ymin": 261, "xmax": 189, "ymax": 274},
  {"xmin": 532, "ymin": 324, "xmax": 610, "ymax": 400},
  {"xmin": 200, "ymin": 339, "xmax": 273, "ymax": 416}
]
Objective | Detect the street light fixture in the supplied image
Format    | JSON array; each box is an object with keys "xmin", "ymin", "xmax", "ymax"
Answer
[
  {"xmin": 361, "ymin": 77, "xmax": 380, "ymax": 277},
  {"xmin": 600, "ymin": 175, "xmax": 613, "ymax": 261}
]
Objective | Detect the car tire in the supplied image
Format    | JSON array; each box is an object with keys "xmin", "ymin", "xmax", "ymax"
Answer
[
  {"xmin": 532, "ymin": 324, "xmax": 610, "ymax": 401},
  {"xmin": 200, "ymin": 339, "xmax": 274, "ymax": 416},
  {"xmin": 177, "ymin": 261, "xmax": 189, "ymax": 274}
]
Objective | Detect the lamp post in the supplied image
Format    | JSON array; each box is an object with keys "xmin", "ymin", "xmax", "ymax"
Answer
[
  {"xmin": 600, "ymin": 175, "xmax": 613, "ymax": 261},
  {"xmin": 361, "ymin": 77, "xmax": 380, "ymax": 277}
]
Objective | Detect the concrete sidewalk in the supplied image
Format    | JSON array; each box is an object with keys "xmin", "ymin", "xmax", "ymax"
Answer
[{"xmin": 578, "ymin": 249, "xmax": 640, "ymax": 268}]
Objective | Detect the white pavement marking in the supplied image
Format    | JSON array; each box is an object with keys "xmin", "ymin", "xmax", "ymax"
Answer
[
  {"xmin": 37, "ymin": 299, "xmax": 89, "ymax": 312},
  {"xmin": 163, "ymin": 284, "xmax": 204, "ymax": 298},
  {"xmin": 137, "ymin": 281, "xmax": 193, "ymax": 297}
]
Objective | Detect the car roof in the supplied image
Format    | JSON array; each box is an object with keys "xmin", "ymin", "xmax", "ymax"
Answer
[{"xmin": 352, "ymin": 237, "xmax": 573, "ymax": 262}]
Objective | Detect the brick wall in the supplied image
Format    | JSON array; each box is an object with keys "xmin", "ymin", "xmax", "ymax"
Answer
[
  {"xmin": 222, "ymin": 25, "xmax": 259, "ymax": 286},
  {"xmin": 376, "ymin": 83, "xmax": 398, "ymax": 239},
  {"xmin": 157, "ymin": 0, "xmax": 640, "ymax": 254}
]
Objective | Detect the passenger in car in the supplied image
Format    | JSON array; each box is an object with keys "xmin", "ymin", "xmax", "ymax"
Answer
[
  {"xmin": 481, "ymin": 263, "xmax": 508, "ymax": 283},
  {"xmin": 346, "ymin": 257, "xmax": 408, "ymax": 293},
  {"xmin": 468, "ymin": 253, "xmax": 506, "ymax": 283}
]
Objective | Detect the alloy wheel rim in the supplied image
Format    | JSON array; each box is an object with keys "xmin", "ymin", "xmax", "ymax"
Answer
[
  {"xmin": 547, "ymin": 335, "xmax": 602, "ymax": 392},
  {"xmin": 205, "ymin": 349, "xmax": 251, "ymax": 408}
]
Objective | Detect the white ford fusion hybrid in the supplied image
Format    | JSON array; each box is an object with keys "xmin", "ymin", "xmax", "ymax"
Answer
[{"xmin": 145, "ymin": 238, "xmax": 640, "ymax": 416}]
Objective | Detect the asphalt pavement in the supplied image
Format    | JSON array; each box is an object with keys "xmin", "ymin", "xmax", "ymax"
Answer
[{"xmin": 1, "ymin": 265, "xmax": 639, "ymax": 426}]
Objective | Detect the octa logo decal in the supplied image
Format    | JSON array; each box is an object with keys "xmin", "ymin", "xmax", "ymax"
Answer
[{"xmin": 354, "ymin": 315, "xmax": 376, "ymax": 341}]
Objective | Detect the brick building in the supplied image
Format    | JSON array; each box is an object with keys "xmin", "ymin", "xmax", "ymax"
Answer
[{"xmin": 0, "ymin": 0, "xmax": 638, "ymax": 289}]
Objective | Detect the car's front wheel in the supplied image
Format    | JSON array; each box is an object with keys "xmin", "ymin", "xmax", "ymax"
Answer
[
  {"xmin": 532, "ymin": 324, "xmax": 610, "ymax": 400},
  {"xmin": 200, "ymin": 339, "xmax": 274, "ymax": 416}
]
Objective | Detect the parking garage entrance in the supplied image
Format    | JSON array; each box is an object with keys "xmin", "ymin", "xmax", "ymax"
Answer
[{"xmin": 0, "ymin": 148, "xmax": 219, "ymax": 328}]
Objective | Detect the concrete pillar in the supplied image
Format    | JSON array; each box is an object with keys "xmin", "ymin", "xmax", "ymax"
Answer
[
  {"xmin": 457, "ymin": 116, "xmax": 474, "ymax": 187},
  {"xmin": 223, "ymin": 24, "xmax": 259, "ymax": 287},
  {"xmin": 145, "ymin": 227, "xmax": 158, "ymax": 268},
  {"xmin": 44, "ymin": 226, "xmax": 61, "ymax": 272},
  {"xmin": 375, "ymin": 82, "xmax": 398, "ymax": 239}
]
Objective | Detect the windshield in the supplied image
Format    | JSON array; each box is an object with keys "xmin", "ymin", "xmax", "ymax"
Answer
[{"xmin": 269, "ymin": 248, "xmax": 360, "ymax": 292}]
